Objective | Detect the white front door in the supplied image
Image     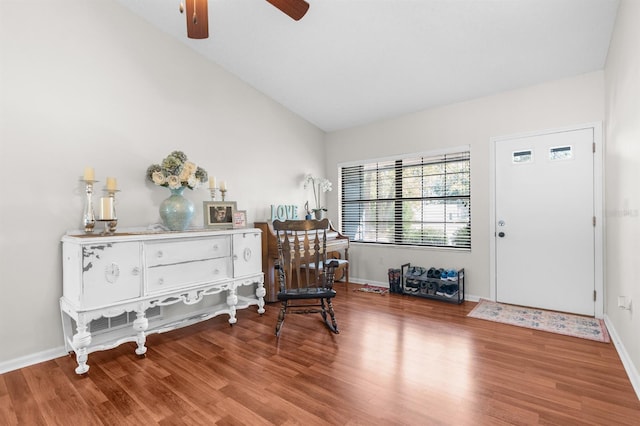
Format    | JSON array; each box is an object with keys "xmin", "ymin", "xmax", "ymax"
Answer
[{"xmin": 494, "ymin": 127, "xmax": 596, "ymax": 316}]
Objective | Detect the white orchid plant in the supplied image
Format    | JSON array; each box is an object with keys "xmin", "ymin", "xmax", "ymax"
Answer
[
  {"xmin": 146, "ymin": 151, "xmax": 208, "ymax": 190},
  {"xmin": 303, "ymin": 173, "xmax": 332, "ymax": 212}
]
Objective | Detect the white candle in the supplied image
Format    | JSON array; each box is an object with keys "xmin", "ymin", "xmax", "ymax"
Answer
[
  {"xmin": 209, "ymin": 176, "xmax": 216, "ymax": 189},
  {"xmin": 100, "ymin": 197, "xmax": 114, "ymax": 220},
  {"xmin": 83, "ymin": 167, "xmax": 95, "ymax": 181},
  {"xmin": 219, "ymin": 180, "xmax": 226, "ymax": 191},
  {"xmin": 106, "ymin": 177, "xmax": 117, "ymax": 191}
]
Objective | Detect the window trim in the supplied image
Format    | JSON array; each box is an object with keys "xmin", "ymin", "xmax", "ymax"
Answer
[{"xmin": 338, "ymin": 145, "xmax": 471, "ymax": 250}]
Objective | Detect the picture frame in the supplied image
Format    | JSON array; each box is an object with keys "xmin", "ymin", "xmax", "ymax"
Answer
[
  {"xmin": 203, "ymin": 201, "xmax": 237, "ymax": 229},
  {"xmin": 233, "ymin": 210, "xmax": 247, "ymax": 229}
]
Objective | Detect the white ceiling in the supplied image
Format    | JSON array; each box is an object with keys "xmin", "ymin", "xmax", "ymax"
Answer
[{"xmin": 116, "ymin": 0, "xmax": 619, "ymax": 132}]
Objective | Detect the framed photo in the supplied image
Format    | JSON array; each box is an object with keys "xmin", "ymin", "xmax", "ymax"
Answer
[
  {"xmin": 233, "ymin": 210, "xmax": 247, "ymax": 229},
  {"xmin": 203, "ymin": 201, "xmax": 237, "ymax": 229}
]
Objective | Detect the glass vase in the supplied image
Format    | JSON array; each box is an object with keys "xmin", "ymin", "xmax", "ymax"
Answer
[{"xmin": 159, "ymin": 187, "xmax": 195, "ymax": 231}]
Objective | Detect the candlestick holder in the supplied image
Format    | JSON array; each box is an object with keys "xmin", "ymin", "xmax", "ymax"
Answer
[
  {"xmin": 220, "ymin": 188, "xmax": 227, "ymax": 201},
  {"xmin": 99, "ymin": 189, "xmax": 119, "ymax": 234},
  {"xmin": 97, "ymin": 219, "xmax": 118, "ymax": 235},
  {"xmin": 81, "ymin": 179, "xmax": 98, "ymax": 233},
  {"xmin": 209, "ymin": 187, "xmax": 218, "ymax": 201}
]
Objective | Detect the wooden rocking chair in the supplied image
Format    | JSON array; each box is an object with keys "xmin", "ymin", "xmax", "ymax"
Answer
[{"xmin": 273, "ymin": 219, "xmax": 341, "ymax": 336}]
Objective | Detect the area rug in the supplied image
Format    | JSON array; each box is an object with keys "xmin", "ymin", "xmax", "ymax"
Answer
[
  {"xmin": 354, "ymin": 284, "xmax": 389, "ymax": 295},
  {"xmin": 468, "ymin": 299, "xmax": 610, "ymax": 343}
]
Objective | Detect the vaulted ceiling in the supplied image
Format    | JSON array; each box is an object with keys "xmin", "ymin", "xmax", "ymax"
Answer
[{"xmin": 116, "ymin": 0, "xmax": 619, "ymax": 132}]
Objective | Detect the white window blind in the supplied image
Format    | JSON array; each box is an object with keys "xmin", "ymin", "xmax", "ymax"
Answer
[{"xmin": 340, "ymin": 151, "xmax": 471, "ymax": 249}]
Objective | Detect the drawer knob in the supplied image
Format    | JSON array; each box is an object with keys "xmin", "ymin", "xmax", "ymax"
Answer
[
  {"xmin": 156, "ymin": 251, "xmax": 163, "ymax": 258},
  {"xmin": 131, "ymin": 267, "xmax": 140, "ymax": 276},
  {"xmin": 158, "ymin": 278, "xmax": 164, "ymax": 285}
]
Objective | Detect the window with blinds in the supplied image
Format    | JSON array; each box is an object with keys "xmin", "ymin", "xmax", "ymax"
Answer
[{"xmin": 340, "ymin": 150, "xmax": 471, "ymax": 249}]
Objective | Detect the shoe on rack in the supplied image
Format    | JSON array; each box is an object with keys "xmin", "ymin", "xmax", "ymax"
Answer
[
  {"xmin": 447, "ymin": 270, "xmax": 458, "ymax": 281},
  {"xmin": 444, "ymin": 284, "xmax": 459, "ymax": 296},
  {"xmin": 427, "ymin": 267, "xmax": 437, "ymax": 278},
  {"xmin": 439, "ymin": 268, "xmax": 448, "ymax": 281},
  {"xmin": 404, "ymin": 266, "xmax": 415, "ymax": 279},
  {"xmin": 417, "ymin": 270, "xmax": 430, "ymax": 281}
]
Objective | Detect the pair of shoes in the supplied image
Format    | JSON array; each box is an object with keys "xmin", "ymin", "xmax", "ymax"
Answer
[
  {"xmin": 436, "ymin": 283, "xmax": 459, "ymax": 297},
  {"xmin": 446, "ymin": 270, "xmax": 458, "ymax": 281},
  {"xmin": 429, "ymin": 268, "xmax": 447, "ymax": 280}
]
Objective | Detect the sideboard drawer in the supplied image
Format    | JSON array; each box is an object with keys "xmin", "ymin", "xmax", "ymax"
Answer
[
  {"xmin": 147, "ymin": 257, "xmax": 231, "ymax": 293},
  {"xmin": 144, "ymin": 236, "xmax": 231, "ymax": 267}
]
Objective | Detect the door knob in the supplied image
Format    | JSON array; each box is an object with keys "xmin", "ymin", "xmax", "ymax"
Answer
[{"xmin": 498, "ymin": 232, "xmax": 505, "ymax": 238}]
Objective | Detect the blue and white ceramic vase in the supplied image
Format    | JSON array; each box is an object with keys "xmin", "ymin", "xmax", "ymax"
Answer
[{"xmin": 159, "ymin": 186, "xmax": 194, "ymax": 231}]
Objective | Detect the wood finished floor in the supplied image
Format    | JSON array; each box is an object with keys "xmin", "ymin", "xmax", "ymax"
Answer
[{"xmin": 2, "ymin": 283, "xmax": 639, "ymax": 425}]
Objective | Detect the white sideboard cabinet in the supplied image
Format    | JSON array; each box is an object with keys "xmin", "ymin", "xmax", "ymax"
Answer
[{"xmin": 60, "ymin": 228, "xmax": 265, "ymax": 375}]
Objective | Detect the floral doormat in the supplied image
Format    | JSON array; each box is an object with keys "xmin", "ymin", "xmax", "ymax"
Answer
[
  {"xmin": 468, "ymin": 299, "xmax": 610, "ymax": 343},
  {"xmin": 354, "ymin": 284, "xmax": 389, "ymax": 295}
]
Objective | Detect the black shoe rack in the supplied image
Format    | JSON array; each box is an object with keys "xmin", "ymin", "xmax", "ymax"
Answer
[{"xmin": 396, "ymin": 263, "xmax": 465, "ymax": 304}]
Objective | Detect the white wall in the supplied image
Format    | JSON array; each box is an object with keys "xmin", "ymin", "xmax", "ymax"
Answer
[
  {"xmin": 0, "ymin": 0, "xmax": 324, "ymax": 365},
  {"xmin": 325, "ymin": 72, "xmax": 605, "ymax": 299},
  {"xmin": 604, "ymin": 0, "xmax": 640, "ymax": 395}
]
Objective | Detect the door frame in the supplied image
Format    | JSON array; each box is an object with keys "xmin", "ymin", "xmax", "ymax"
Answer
[{"xmin": 489, "ymin": 122, "xmax": 604, "ymax": 318}]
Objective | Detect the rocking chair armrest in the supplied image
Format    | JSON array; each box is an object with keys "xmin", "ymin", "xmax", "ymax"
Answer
[
  {"xmin": 323, "ymin": 260, "xmax": 341, "ymax": 288},
  {"xmin": 325, "ymin": 260, "xmax": 340, "ymax": 269}
]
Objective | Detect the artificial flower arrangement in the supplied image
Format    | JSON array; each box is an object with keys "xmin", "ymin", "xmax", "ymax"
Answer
[
  {"xmin": 146, "ymin": 151, "xmax": 208, "ymax": 190},
  {"xmin": 303, "ymin": 173, "xmax": 332, "ymax": 212}
]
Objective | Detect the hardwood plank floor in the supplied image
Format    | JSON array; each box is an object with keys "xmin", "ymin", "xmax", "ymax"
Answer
[{"xmin": 2, "ymin": 283, "xmax": 639, "ymax": 425}]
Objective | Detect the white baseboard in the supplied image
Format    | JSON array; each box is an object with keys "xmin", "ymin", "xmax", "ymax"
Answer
[
  {"xmin": 347, "ymin": 277, "xmax": 387, "ymax": 287},
  {"xmin": 0, "ymin": 346, "xmax": 68, "ymax": 375},
  {"xmin": 604, "ymin": 315, "xmax": 640, "ymax": 400}
]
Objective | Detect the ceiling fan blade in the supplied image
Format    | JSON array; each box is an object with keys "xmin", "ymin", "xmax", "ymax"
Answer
[
  {"xmin": 185, "ymin": 0, "xmax": 209, "ymax": 39},
  {"xmin": 266, "ymin": 0, "xmax": 310, "ymax": 21}
]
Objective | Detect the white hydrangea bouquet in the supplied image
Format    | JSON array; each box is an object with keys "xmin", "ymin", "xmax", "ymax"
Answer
[
  {"xmin": 303, "ymin": 173, "xmax": 332, "ymax": 212},
  {"xmin": 146, "ymin": 151, "xmax": 208, "ymax": 190}
]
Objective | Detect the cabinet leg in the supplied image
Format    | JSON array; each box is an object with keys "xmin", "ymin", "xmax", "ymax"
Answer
[
  {"xmin": 226, "ymin": 288, "xmax": 238, "ymax": 324},
  {"xmin": 256, "ymin": 283, "xmax": 266, "ymax": 314},
  {"xmin": 72, "ymin": 319, "xmax": 91, "ymax": 375},
  {"xmin": 133, "ymin": 310, "xmax": 148, "ymax": 356}
]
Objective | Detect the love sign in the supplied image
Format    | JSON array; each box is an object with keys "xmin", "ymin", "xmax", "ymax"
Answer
[{"xmin": 270, "ymin": 204, "xmax": 299, "ymax": 221}]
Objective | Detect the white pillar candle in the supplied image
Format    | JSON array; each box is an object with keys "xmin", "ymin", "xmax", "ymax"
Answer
[
  {"xmin": 100, "ymin": 197, "xmax": 114, "ymax": 220},
  {"xmin": 219, "ymin": 180, "xmax": 226, "ymax": 191},
  {"xmin": 83, "ymin": 167, "xmax": 95, "ymax": 181},
  {"xmin": 106, "ymin": 177, "xmax": 117, "ymax": 191},
  {"xmin": 209, "ymin": 176, "xmax": 216, "ymax": 189}
]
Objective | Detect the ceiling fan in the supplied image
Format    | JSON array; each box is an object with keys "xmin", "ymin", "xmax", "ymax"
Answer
[{"xmin": 180, "ymin": 0, "xmax": 310, "ymax": 39}]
